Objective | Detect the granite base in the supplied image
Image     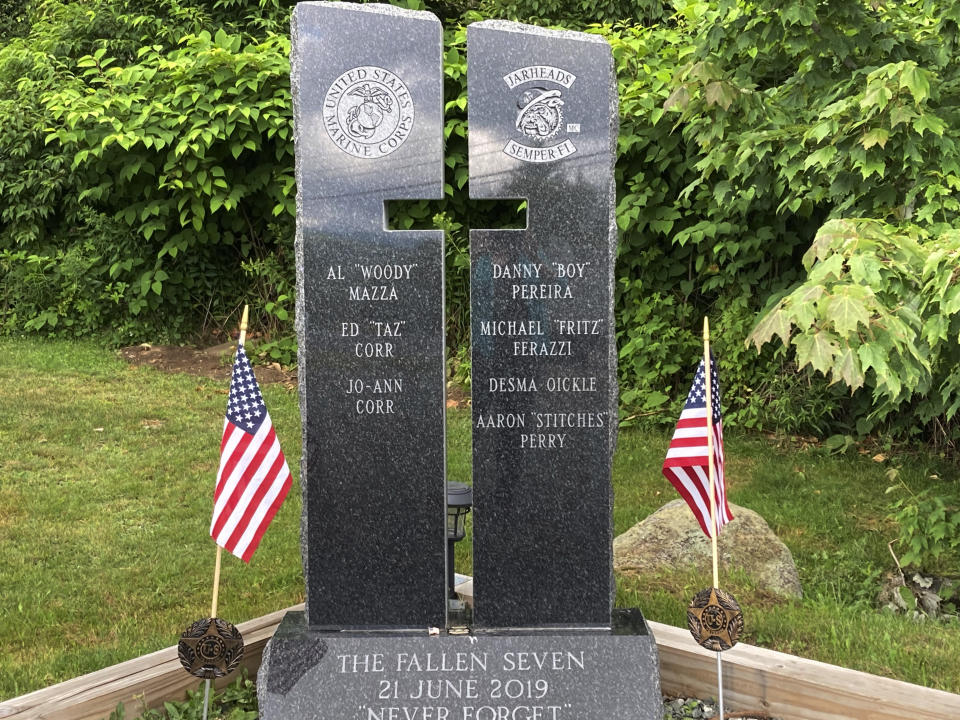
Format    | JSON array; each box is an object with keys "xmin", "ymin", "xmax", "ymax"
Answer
[{"xmin": 258, "ymin": 610, "xmax": 662, "ymax": 720}]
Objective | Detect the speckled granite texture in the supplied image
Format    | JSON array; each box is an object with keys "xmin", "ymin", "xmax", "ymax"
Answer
[
  {"xmin": 258, "ymin": 611, "xmax": 662, "ymax": 720},
  {"xmin": 291, "ymin": 1, "xmax": 447, "ymax": 629},
  {"xmin": 467, "ymin": 21, "xmax": 619, "ymax": 629},
  {"xmin": 260, "ymin": 11, "xmax": 660, "ymax": 719}
]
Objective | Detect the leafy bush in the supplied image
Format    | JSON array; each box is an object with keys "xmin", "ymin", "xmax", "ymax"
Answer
[
  {"xmin": 604, "ymin": 15, "xmax": 821, "ymax": 430},
  {"xmin": 0, "ymin": 0, "xmax": 296, "ymax": 342},
  {"xmin": 887, "ymin": 475, "xmax": 960, "ymax": 572},
  {"xmin": 47, "ymin": 25, "xmax": 294, "ymax": 322},
  {"xmin": 3, "ymin": 0, "xmax": 960, "ymax": 444},
  {"xmin": 0, "ymin": 0, "xmax": 28, "ymax": 40},
  {"xmin": 749, "ymin": 220, "xmax": 960, "ymax": 440},
  {"xmin": 606, "ymin": 0, "xmax": 960, "ymax": 441},
  {"xmin": 480, "ymin": 0, "xmax": 668, "ymax": 25}
]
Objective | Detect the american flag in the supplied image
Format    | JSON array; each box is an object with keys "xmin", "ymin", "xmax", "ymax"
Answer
[
  {"xmin": 662, "ymin": 355, "xmax": 733, "ymax": 538},
  {"xmin": 210, "ymin": 344, "xmax": 291, "ymax": 562}
]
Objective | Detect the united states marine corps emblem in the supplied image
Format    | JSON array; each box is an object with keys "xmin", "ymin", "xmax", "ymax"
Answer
[
  {"xmin": 323, "ymin": 65, "xmax": 414, "ymax": 159},
  {"xmin": 502, "ymin": 65, "xmax": 579, "ymax": 163}
]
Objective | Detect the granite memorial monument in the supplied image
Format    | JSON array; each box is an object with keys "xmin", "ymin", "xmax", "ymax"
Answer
[{"xmin": 258, "ymin": 6, "xmax": 662, "ymax": 719}]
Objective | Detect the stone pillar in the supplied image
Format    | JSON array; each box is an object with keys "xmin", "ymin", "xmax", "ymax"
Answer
[
  {"xmin": 292, "ymin": 1, "xmax": 447, "ymax": 629},
  {"xmin": 468, "ymin": 21, "xmax": 620, "ymax": 629}
]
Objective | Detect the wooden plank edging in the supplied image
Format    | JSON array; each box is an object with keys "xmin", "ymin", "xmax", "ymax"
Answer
[
  {"xmin": 1, "ymin": 605, "xmax": 957, "ymax": 720},
  {"xmin": 0, "ymin": 605, "xmax": 303, "ymax": 720},
  {"xmin": 651, "ymin": 620, "xmax": 958, "ymax": 719}
]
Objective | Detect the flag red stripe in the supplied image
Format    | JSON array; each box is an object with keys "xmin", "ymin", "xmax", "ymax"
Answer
[
  {"xmin": 666, "ymin": 436, "xmax": 711, "ymax": 448},
  {"xmin": 211, "ymin": 424, "xmax": 278, "ymax": 539},
  {"xmin": 675, "ymin": 417, "xmax": 708, "ymax": 428},
  {"xmin": 219, "ymin": 419, "xmax": 231, "ymax": 453},
  {"xmin": 222, "ymin": 449, "xmax": 287, "ymax": 552},
  {"xmin": 214, "ymin": 424, "xmax": 253, "ymax": 500},
  {"xmin": 666, "ymin": 473, "xmax": 712, "ymax": 536},
  {"xmin": 238, "ymin": 468, "xmax": 292, "ymax": 563},
  {"xmin": 215, "ymin": 421, "xmax": 243, "ymax": 493},
  {"xmin": 663, "ymin": 457, "xmax": 708, "ymax": 468}
]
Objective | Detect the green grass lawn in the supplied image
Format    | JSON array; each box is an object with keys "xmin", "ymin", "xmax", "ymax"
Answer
[
  {"xmin": 0, "ymin": 338, "xmax": 304, "ymax": 699},
  {"xmin": 1, "ymin": 337, "xmax": 959, "ymax": 702}
]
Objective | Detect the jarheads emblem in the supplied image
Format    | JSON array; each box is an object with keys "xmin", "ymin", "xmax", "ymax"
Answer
[
  {"xmin": 516, "ymin": 88, "xmax": 564, "ymax": 140},
  {"xmin": 502, "ymin": 65, "xmax": 578, "ymax": 164},
  {"xmin": 324, "ymin": 66, "xmax": 414, "ymax": 159},
  {"xmin": 178, "ymin": 617, "xmax": 244, "ymax": 679},
  {"xmin": 687, "ymin": 587, "xmax": 744, "ymax": 652}
]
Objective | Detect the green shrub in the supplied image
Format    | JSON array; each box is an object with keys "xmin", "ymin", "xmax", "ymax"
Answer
[
  {"xmin": 887, "ymin": 474, "xmax": 960, "ymax": 572},
  {"xmin": 749, "ymin": 220, "xmax": 960, "ymax": 440},
  {"xmin": 4, "ymin": 0, "xmax": 960, "ymax": 445},
  {"xmin": 606, "ymin": 1, "xmax": 960, "ymax": 441},
  {"xmin": 479, "ymin": 0, "xmax": 668, "ymax": 25}
]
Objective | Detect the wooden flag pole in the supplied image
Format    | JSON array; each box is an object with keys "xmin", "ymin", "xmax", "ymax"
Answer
[
  {"xmin": 210, "ymin": 548, "xmax": 222, "ymax": 618},
  {"xmin": 203, "ymin": 305, "xmax": 249, "ymax": 720},
  {"xmin": 702, "ymin": 316, "xmax": 725, "ymax": 719},
  {"xmin": 210, "ymin": 306, "xmax": 247, "ymax": 616},
  {"xmin": 702, "ymin": 316, "xmax": 719, "ymax": 588},
  {"xmin": 237, "ymin": 303, "xmax": 250, "ymax": 353}
]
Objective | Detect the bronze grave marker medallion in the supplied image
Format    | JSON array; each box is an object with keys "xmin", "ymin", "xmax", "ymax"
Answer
[{"xmin": 178, "ymin": 617, "xmax": 244, "ymax": 679}]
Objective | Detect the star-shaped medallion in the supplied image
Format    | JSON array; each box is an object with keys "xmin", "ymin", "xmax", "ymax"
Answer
[
  {"xmin": 178, "ymin": 617, "xmax": 244, "ymax": 679},
  {"xmin": 687, "ymin": 587, "xmax": 744, "ymax": 652}
]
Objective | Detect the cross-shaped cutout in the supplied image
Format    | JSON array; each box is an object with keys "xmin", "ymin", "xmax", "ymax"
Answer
[{"xmin": 386, "ymin": 198, "xmax": 527, "ymax": 231}]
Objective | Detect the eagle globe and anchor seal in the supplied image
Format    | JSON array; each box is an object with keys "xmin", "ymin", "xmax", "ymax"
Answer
[
  {"xmin": 502, "ymin": 65, "xmax": 579, "ymax": 164},
  {"xmin": 323, "ymin": 65, "xmax": 414, "ymax": 159}
]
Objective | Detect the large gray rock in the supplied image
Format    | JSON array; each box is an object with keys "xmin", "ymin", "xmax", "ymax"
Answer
[{"xmin": 614, "ymin": 500, "xmax": 802, "ymax": 599}]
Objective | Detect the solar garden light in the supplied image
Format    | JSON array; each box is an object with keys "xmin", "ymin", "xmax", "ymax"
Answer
[{"xmin": 446, "ymin": 482, "xmax": 473, "ymax": 603}]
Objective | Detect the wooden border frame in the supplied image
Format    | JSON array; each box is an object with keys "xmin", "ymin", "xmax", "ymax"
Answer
[
  {"xmin": 652, "ymin": 621, "xmax": 960, "ymax": 719},
  {"xmin": 0, "ymin": 606, "xmax": 301, "ymax": 720},
  {"xmin": 2, "ymin": 606, "xmax": 958, "ymax": 720}
]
